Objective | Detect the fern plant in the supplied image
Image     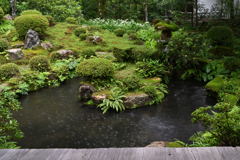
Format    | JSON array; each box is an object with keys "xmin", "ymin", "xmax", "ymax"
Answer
[{"xmin": 97, "ymin": 87, "xmax": 126, "ymax": 114}]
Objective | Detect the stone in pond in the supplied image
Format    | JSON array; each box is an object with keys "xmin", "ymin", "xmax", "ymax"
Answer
[
  {"xmin": 79, "ymin": 83, "xmax": 95, "ymax": 101},
  {"xmin": 123, "ymin": 92, "xmax": 151, "ymax": 108}
]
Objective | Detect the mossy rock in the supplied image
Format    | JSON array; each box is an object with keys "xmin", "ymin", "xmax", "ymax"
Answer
[
  {"xmin": 91, "ymin": 90, "xmax": 112, "ymax": 104},
  {"xmin": 205, "ymin": 77, "xmax": 224, "ymax": 96},
  {"xmin": 140, "ymin": 77, "xmax": 162, "ymax": 86},
  {"xmin": 167, "ymin": 142, "xmax": 183, "ymax": 148},
  {"xmin": 123, "ymin": 91, "xmax": 151, "ymax": 108},
  {"xmin": 154, "ymin": 21, "xmax": 179, "ymax": 31},
  {"xmin": 208, "ymin": 47, "xmax": 234, "ymax": 58}
]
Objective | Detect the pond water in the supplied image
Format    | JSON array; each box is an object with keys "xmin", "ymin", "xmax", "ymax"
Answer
[{"xmin": 13, "ymin": 78, "xmax": 216, "ymax": 148}]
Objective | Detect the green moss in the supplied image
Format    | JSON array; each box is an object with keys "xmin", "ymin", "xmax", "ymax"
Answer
[
  {"xmin": 20, "ymin": 10, "xmax": 42, "ymax": 16},
  {"xmin": 224, "ymin": 94, "xmax": 237, "ymax": 106},
  {"xmin": 45, "ymin": 15, "xmax": 55, "ymax": 26},
  {"xmin": 194, "ymin": 57, "xmax": 212, "ymax": 66},
  {"xmin": 154, "ymin": 21, "xmax": 179, "ymax": 31},
  {"xmin": 0, "ymin": 63, "xmax": 20, "ymax": 81},
  {"xmin": 207, "ymin": 26, "xmax": 234, "ymax": 45},
  {"xmin": 81, "ymin": 48, "xmax": 96, "ymax": 58},
  {"xmin": 74, "ymin": 27, "xmax": 87, "ymax": 37},
  {"xmin": 114, "ymin": 28, "xmax": 126, "ymax": 37},
  {"xmin": 205, "ymin": 77, "xmax": 224, "ymax": 93},
  {"xmin": 122, "ymin": 75, "xmax": 140, "ymax": 91},
  {"xmin": 140, "ymin": 77, "xmax": 162, "ymax": 86},
  {"xmin": 29, "ymin": 55, "xmax": 50, "ymax": 72},
  {"xmin": 0, "ymin": 39, "xmax": 9, "ymax": 52},
  {"xmin": 65, "ymin": 17, "xmax": 78, "ymax": 24},
  {"xmin": 0, "ymin": 7, "xmax": 4, "ymax": 22},
  {"xmin": 167, "ymin": 142, "xmax": 183, "ymax": 148},
  {"xmin": 113, "ymin": 46, "xmax": 134, "ymax": 61}
]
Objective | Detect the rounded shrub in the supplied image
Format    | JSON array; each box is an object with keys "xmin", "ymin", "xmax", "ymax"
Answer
[
  {"xmin": 81, "ymin": 48, "xmax": 96, "ymax": 58},
  {"xmin": 122, "ymin": 75, "xmax": 140, "ymax": 91},
  {"xmin": 14, "ymin": 14, "xmax": 49, "ymax": 39},
  {"xmin": 76, "ymin": 58, "xmax": 114, "ymax": 79},
  {"xmin": 132, "ymin": 46, "xmax": 158, "ymax": 61},
  {"xmin": 65, "ymin": 17, "xmax": 78, "ymax": 24},
  {"xmin": 0, "ymin": 63, "xmax": 20, "ymax": 81},
  {"xmin": 129, "ymin": 33, "xmax": 138, "ymax": 40},
  {"xmin": 144, "ymin": 85, "xmax": 157, "ymax": 98},
  {"xmin": 207, "ymin": 26, "xmax": 234, "ymax": 45},
  {"xmin": 50, "ymin": 51, "xmax": 61, "ymax": 62},
  {"xmin": 0, "ymin": 7, "xmax": 4, "ymax": 22},
  {"xmin": 74, "ymin": 27, "xmax": 87, "ymax": 37},
  {"xmin": 88, "ymin": 25, "xmax": 101, "ymax": 32},
  {"xmin": 20, "ymin": 10, "xmax": 42, "ymax": 16},
  {"xmin": 114, "ymin": 28, "xmax": 126, "ymax": 37},
  {"xmin": 29, "ymin": 55, "xmax": 50, "ymax": 72},
  {"xmin": 127, "ymin": 30, "xmax": 136, "ymax": 35},
  {"xmin": 45, "ymin": 15, "xmax": 55, "ymax": 26},
  {"xmin": 79, "ymin": 34, "xmax": 88, "ymax": 41},
  {"xmin": 0, "ymin": 39, "xmax": 9, "ymax": 52}
]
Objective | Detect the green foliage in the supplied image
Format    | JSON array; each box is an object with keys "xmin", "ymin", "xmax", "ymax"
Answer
[
  {"xmin": 20, "ymin": 10, "xmax": 42, "ymax": 16},
  {"xmin": 128, "ymin": 33, "xmax": 138, "ymax": 40},
  {"xmin": 136, "ymin": 28, "xmax": 155, "ymax": 41},
  {"xmin": 14, "ymin": 14, "xmax": 49, "ymax": 39},
  {"xmin": 65, "ymin": 17, "xmax": 78, "ymax": 24},
  {"xmin": 29, "ymin": 55, "xmax": 50, "ymax": 72},
  {"xmin": 88, "ymin": 25, "xmax": 101, "ymax": 32},
  {"xmin": 114, "ymin": 28, "xmax": 126, "ymax": 37},
  {"xmin": 97, "ymin": 87, "xmax": 126, "ymax": 114},
  {"xmin": 113, "ymin": 47, "xmax": 134, "ymax": 61},
  {"xmin": 52, "ymin": 64, "xmax": 69, "ymax": 82},
  {"xmin": 207, "ymin": 26, "xmax": 234, "ymax": 46},
  {"xmin": 0, "ymin": 20, "xmax": 15, "ymax": 35},
  {"xmin": 81, "ymin": 48, "xmax": 96, "ymax": 58},
  {"xmin": 122, "ymin": 75, "xmax": 140, "ymax": 91},
  {"xmin": 127, "ymin": 30, "xmax": 136, "ymax": 35},
  {"xmin": 154, "ymin": 21, "xmax": 179, "ymax": 31},
  {"xmin": 205, "ymin": 77, "xmax": 224, "ymax": 93},
  {"xmin": 0, "ymin": 39, "xmax": 8, "ymax": 52},
  {"xmin": 50, "ymin": 51, "xmax": 61, "ymax": 62},
  {"xmin": 76, "ymin": 58, "xmax": 114, "ymax": 79},
  {"xmin": 0, "ymin": 63, "xmax": 20, "ymax": 81},
  {"xmin": 45, "ymin": 15, "xmax": 55, "ymax": 26},
  {"xmin": 0, "ymin": 7, "xmax": 4, "ymax": 22},
  {"xmin": 222, "ymin": 57, "xmax": 240, "ymax": 72},
  {"xmin": 74, "ymin": 27, "xmax": 87, "ymax": 37},
  {"xmin": 144, "ymin": 85, "xmax": 157, "ymax": 98},
  {"xmin": 132, "ymin": 46, "xmax": 158, "ymax": 61},
  {"xmin": 79, "ymin": 34, "xmax": 88, "ymax": 41},
  {"xmin": 191, "ymin": 102, "xmax": 240, "ymax": 146}
]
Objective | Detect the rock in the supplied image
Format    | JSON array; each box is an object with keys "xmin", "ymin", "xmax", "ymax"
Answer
[
  {"xmin": 79, "ymin": 83, "xmax": 95, "ymax": 101},
  {"xmin": 86, "ymin": 36, "xmax": 103, "ymax": 44},
  {"xmin": 14, "ymin": 43, "xmax": 24, "ymax": 48},
  {"xmin": 24, "ymin": 29, "xmax": 40, "ymax": 49},
  {"xmin": 57, "ymin": 50, "xmax": 75, "ymax": 59},
  {"xmin": 91, "ymin": 90, "xmax": 111, "ymax": 104},
  {"xmin": 7, "ymin": 49, "xmax": 25, "ymax": 61},
  {"xmin": 82, "ymin": 25, "xmax": 89, "ymax": 28},
  {"xmin": 41, "ymin": 43, "xmax": 53, "ymax": 49},
  {"xmin": 145, "ymin": 141, "xmax": 168, "ymax": 147},
  {"xmin": 123, "ymin": 92, "xmax": 151, "ymax": 108},
  {"xmin": 4, "ymin": 15, "xmax": 12, "ymax": 21}
]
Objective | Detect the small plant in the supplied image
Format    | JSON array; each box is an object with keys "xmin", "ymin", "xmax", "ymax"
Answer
[
  {"xmin": 0, "ymin": 63, "xmax": 20, "ymax": 81},
  {"xmin": 0, "ymin": 7, "xmax": 4, "ymax": 22},
  {"xmin": 144, "ymin": 85, "xmax": 157, "ymax": 98},
  {"xmin": 74, "ymin": 27, "xmax": 87, "ymax": 37},
  {"xmin": 29, "ymin": 55, "xmax": 50, "ymax": 72},
  {"xmin": 97, "ymin": 87, "xmax": 126, "ymax": 114},
  {"xmin": 0, "ymin": 39, "xmax": 9, "ymax": 52},
  {"xmin": 20, "ymin": 10, "xmax": 42, "ymax": 16},
  {"xmin": 81, "ymin": 48, "xmax": 96, "ymax": 58},
  {"xmin": 114, "ymin": 28, "xmax": 126, "ymax": 37},
  {"xmin": 122, "ymin": 75, "xmax": 140, "ymax": 91},
  {"xmin": 45, "ymin": 15, "xmax": 55, "ymax": 26},
  {"xmin": 65, "ymin": 17, "xmax": 78, "ymax": 24}
]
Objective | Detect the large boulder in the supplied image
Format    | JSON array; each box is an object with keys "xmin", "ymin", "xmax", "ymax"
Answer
[
  {"xmin": 24, "ymin": 29, "xmax": 40, "ymax": 49},
  {"xmin": 58, "ymin": 49, "xmax": 75, "ymax": 58},
  {"xmin": 123, "ymin": 92, "xmax": 151, "ymax": 108},
  {"xmin": 7, "ymin": 48, "xmax": 25, "ymax": 61},
  {"xmin": 79, "ymin": 82, "xmax": 95, "ymax": 101}
]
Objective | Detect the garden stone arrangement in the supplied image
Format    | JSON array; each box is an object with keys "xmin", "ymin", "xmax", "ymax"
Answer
[{"xmin": 1, "ymin": 0, "xmax": 240, "ymax": 149}]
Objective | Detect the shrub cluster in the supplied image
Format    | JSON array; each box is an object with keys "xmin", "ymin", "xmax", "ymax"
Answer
[
  {"xmin": 29, "ymin": 55, "xmax": 50, "ymax": 72},
  {"xmin": 88, "ymin": 25, "xmax": 101, "ymax": 32},
  {"xmin": 127, "ymin": 30, "xmax": 136, "ymax": 35},
  {"xmin": 79, "ymin": 33, "xmax": 93, "ymax": 41},
  {"xmin": 81, "ymin": 48, "xmax": 96, "ymax": 58},
  {"xmin": 122, "ymin": 75, "xmax": 140, "ymax": 91},
  {"xmin": 207, "ymin": 26, "xmax": 234, "ymax": 46},
  {"xmin": 14, "ymin": 14, "xmax": 49, "ymax": 39},
  {"xmin": 113, "ymin": 47, "xmax": 134, "ymax": 61},
  {"xmin": 114, "ymin": 28, "xmax": 126, "ymax": 37},
  {"xmin": 45, "ymin": 15, "xmax": 55, "ymax": 26},
  {"xmin": 74, "ymin": 27, "xmax": 87, "ymax": 37},
  {"xmin": 76, "ymin": 58, "xmax": 114, "ymax": 79},
  {"xmin": 129, "ymin": 33, "xmax": 138, "ymax": 40},
  {"xmin": 0, "ymin": 39, "xmax": 9, "ymax": 52},
  {"xmin": 65, "ymin": 17, "xmax": 78, "ymax": 24},
  {"xmin": 144, "ymin": 85, "xmax": 157, "ymax": 98},
  {"xmin": 132, "ymin": 46, "xmax": 158, "ymax": 61},
  {"xmin": 50, "ymin": 51, "xmax": 61, "ymax": 62},
  {"xmin": 0, "ymin": 7, "xmax": 4, "ymax": 22},
  {"xmin": 20, "ymin": 10, "xmax": 42, "ymax": 16},
  {"xmin": 0, "ymin": 63, "xmax": 20, "ymax": 81}
]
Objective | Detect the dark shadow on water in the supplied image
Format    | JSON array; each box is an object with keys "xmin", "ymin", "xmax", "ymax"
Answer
[{"xmin": 13, "ymin": 78, "xmax": 217, "ymax": 148}]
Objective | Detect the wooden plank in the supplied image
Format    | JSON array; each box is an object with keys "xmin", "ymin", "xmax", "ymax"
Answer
[
  {"xmin": 66, "ymin": 149, "xmax": 88, "ymax": 160},
  {"xmin": 217, "ymin": 147, "xmax": 240, "ymax": 160},
  {"xmin": 143, "ymin": 147, "xmax": 166, "ymax": 160},
  {"xmin": 0, "ymin": 149, "xmax": 29, "ymax": 160},
  {"xmin": 188, "ymin": 147, "xmax": 216, "ymax": 160}
]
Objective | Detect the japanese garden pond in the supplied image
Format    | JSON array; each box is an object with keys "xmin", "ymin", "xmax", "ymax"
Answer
[{"xmin": 13, "ymin": 77, "xmax": 216, "ymax": 148}]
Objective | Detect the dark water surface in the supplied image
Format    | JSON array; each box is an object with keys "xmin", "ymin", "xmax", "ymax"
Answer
[{"xmin": 13, "ymin": 78, "xmax": 216, "ymax": 148}]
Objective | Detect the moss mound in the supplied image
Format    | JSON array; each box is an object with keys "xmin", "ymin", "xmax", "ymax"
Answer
[
  {"xmin": 167, "ymin": 142, "xmax": 183, "ymax": 148},
  {"xmin": 76, "ymin": 58, "xmax": 114, "ymax": 79},
  {"xmin": 207, "ymin": 26, "xmax": 234, "ymax": 45},
  {"xmin": 29, "ymin": 55, "xmax": 50, "ymax": 72},
  {"xmin": 0, "ymin": 63, "xmax": 20, "ymax": 81},
  {"xmin": 205, "ymin": 77, "xmax": 224, "ymax": 93},
  {"xmin": 113, "ymin": 47, "xmax": 134, "ymax": 61},
  {"xmin": 74, "ymin": 27, "xmax": 87, "ymax": 37},
  {"xmin": 0, "ymin": 39, "xmax": 9, "ymax": 52},
  {"xmin": 65, "ymin": 17, "xmax": 78, "ymax": 24},
  {"xmin": 144, "ymin": 85, "xmax": 157, "ymax": 98},
  {"xmin": 0, "ymin": 7, "xmax": 4, "ymax": 22},
  {"xmin": 81, "ymin": 48, "xmax": 96, "ymax": 58},
  {"xmin": 154, "ymin": 21, "xmax": 179, "ymax": 31},
  {"xmin": 122, "ymin": 75, "xmax": 140, "ymax": 91},
  {"xmin": 45, "ymin": 15, "xmax": 55, "ymax": 26},
  {"xmin": 114, "ymin": 28, "xmax": 126, "ymax": 37},
  {"xmin": 21, "ymin": 10, "xmax": 42, "ymax": 16},
  {"xmin": 14, "ymin": 14, "xmax": 49, "ymax": 39}
]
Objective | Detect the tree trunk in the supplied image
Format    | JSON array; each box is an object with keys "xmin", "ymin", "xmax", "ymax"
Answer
[
  {"xmin": 145, "ymin": 0, "xmax": 148, "ymax": 22},
  {"xmin": 11, "ymin": 0, "xmax": 16, "ymax": 18}
]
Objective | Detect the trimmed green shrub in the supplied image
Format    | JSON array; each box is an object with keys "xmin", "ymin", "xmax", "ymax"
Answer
[
  {"xmin": 14, "ymin": 14, "xmax": 49, "ymax": 39},
  {"xmin": 154, "ymin": 21, "xmax": 179, "ymax": 31},
  {"xmin": 207, "ymin": 26, "xmax": 234, "ymax": 46},
  {"xmin": 50, "ymin": 51, "xmax": 61, "ymax": 62},
  {"xmin": 81, "ymin": 48, "xmax": 96, "ymax": 58},
  {"xmin": 45, "ymin": 15, "xmax": 55, "ymax": 26},
  {"xmin": 65, "ymin": 17, "xmax": 78, "ymax": 24},
  {"xmin": 114, "ymin": 28, "xmax": 126, "ymax": 37},
  {"xmin": 208, "ymin": 46, "xmax": 234, "ymax": 58},
  {"xmin": 129, "ymin": 33, "xmax": 138, "ymax": 40},
  {"xmin": 122, "ymin": 75, "xmax": 140, "ymax": 91},
  {"xmin": 0, "ymin": 63, "xmax": 20, "ymax": 81},
  {"xmin": 74, "ymin": 27, "xmax": 87, "ymax": 37},
  {"xmin": 144, "ymin": 85, "xmax": 157, "ymax": 98},
  {"xmin": 76, "ymin": 58, "xmax": 114, "ymax": 79},
  {"xmin": 113, "ymin": 47, "xmax": 134, "ymax": 61},
  {"xmin": 0, "ymin": 7, "xmax": 4, "ymax": 22},
  {"xmin": 88, "ymin": 25, "xmax": 101, "ymax": 32},
  {"xmin": 20, "ymin": 10, "xmax": 42, "ymax": 16},
  {"xmin": 0, "ymin": 39, "xmax": 9, "ymax": 52},
  {"xmin": 132, "ymin": 46, "xmax": 158, "ymax": 61},
  {"xmin": 79, "ymin": 34, "xmax": 87, "ymax": 41},
  {"xmin": 127, "ymin": 30, "xmax": 136, "ymax": 35},
  {"xmin": 29, "ymin": 55, "xmax": 50, "ymax": 72}
]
